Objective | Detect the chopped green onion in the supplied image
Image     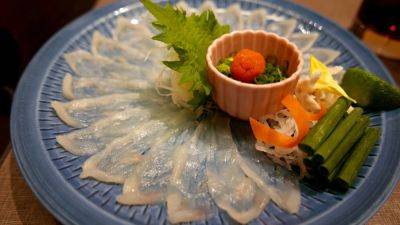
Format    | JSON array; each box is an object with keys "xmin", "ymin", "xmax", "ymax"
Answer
[{"xmin": 216, "ymin": 57, "xmax": 233, "ymax": 76}]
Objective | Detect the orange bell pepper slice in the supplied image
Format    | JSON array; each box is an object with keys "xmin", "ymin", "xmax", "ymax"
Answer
[{"xmin": 250, "ymin": 94, "xmax": 326, "ymax": 148}]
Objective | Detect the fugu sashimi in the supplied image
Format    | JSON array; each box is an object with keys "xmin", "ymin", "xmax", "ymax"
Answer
[
  {"xmin": 167, "ymin": 121, "xmax": 216, "ymax": 224},
  {"xmin": 219, "ymin": 4, "xmax": 243, "ymax": 30},
  {"xmin": 175, "ymin": 1, "xmax": 192, "ymax": 13},
  {"xmin": 301, "ymin": 48, "xmax": 341, "ymax": 73},
  {"xmin": 307, "ymin": 48, "xmax": 340, "ymax": 64},
  {"xmin": 231, "ymin": 121, "xmax": 301, "ymax": 213},
  {"xmin": 245, "ymin": 9, "xmax": 267, "ymax": 30},
  {"xmin": 200, "ymin": 1, "xmax": 217, "ymax": 12},
  {"xmin": 206, "ymin": 114, "xmax": 269, "ymax": 224},
  {"xmin": 92, "ymin": 31, "xmax": 161, "ymax": 69},
  {"xmin": 117, "ymin": 122, "xmax": 196, "ymax": 205},
  {"xmin": 113, "ymin": 17, "xmax": 165, "ymax": 59},
  {"xmin": 113, "ymin": 17, "xmax": 153, "ymax": 45},
  {"xmin": 52, "ymin": 92, "xmax": 168, "ymax": 127},
  {"xmin": 62, "ymin": 73, "xmax": 150, "ymax": 100},
  {"xmin": 81, "ymin": 110, "xmax": 194, "ymax": 183},
  {"xmin": 289, "ymin": 32, "xmax": 319, "ymax": 52},
  {"xmin": 64, "ymin": 50, "xmax": 156, "ymax": 80},
  {"xmin": 266, "ymin": 19, "xmax": 297, "ymax": 38},
  {"xmin": 56, "ymin": 107, "xmax": 161, "ymax": 155}
]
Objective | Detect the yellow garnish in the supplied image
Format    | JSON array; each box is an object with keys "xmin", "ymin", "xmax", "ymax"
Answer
[{"xmin": 310, "ymin": 55, "xmax": 356, "ymax": 102}]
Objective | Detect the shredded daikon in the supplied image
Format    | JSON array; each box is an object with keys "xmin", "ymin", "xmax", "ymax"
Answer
[
  {"xmin": 255, "ymin": 109, "xmax": 309, "ymax": 176},
  {"xmin": 154, "ymin": 48, "xmax": 194, "ymax": 109},
  {"xmin": 296, "ymin": 66, "xmax": 344, "ymax": 111},
  {"xmin": 256, "ymin": 65, "xmax": 344, "ymax": 177}
]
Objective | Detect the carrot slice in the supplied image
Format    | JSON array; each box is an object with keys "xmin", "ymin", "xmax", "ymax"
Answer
[
  {"xmin": 249, "ymin": 118, "xmax": 298, "ymax": 148},
  {"xmin": 250, "ymin": 94, "xmax": 326, "ymax": 148},
  {"xmin": 281, "ymin": 95, "xmax": 326, "ymax": 121},
  {"xmin": 281, "ymin": 95, "xmax": 310, "ymax": 142},
  {"xmin": 308, "ymin": 103, "xmax": 326, "ymax": 121}
]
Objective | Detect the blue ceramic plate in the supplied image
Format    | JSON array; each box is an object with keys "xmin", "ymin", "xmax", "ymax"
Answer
[{"xmin": 11, "ymin": 0, "xmax": 400, "ymax": 224}]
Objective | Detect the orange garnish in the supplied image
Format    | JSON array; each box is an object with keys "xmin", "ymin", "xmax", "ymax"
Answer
[
  {"xmin": 250, "ymin": 118, "xmax": 298, "ymax": 148},
  {"xmin": 231, "ymin": 49, "xmax": 265, "ymax": 83},
  {"xmin": 281, "ymin": 94, "xmax": 326, "ymax": 121},
  {"xmin": 250, "ymin": 94, "xmax": 326, "ymax": 148},
  {"xmin": 281, "ymin": 95, "xmax": 311, "ymax": 143}
]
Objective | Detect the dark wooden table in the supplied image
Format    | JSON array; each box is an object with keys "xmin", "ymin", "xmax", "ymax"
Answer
[{"xmin": 1, "ymin": 1, "xmax": 399, "ymax": 224}]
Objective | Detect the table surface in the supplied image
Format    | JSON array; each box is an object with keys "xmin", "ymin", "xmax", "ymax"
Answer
[{"xmin": 2, "ymin": 0, "xmax": 400, "ymax": 224}]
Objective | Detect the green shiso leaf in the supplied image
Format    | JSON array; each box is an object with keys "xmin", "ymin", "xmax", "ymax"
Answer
[{"xmin": 140, "ymin": 0, "xmax": 230, "ymax": 109}]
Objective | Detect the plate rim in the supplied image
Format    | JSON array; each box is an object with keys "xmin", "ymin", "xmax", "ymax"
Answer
[
  {"xmin": 10, "ymin": 0, "xmax": 399, "ymax": 225},
  {"xmin": 11, "ymin": 1, "xmax": 140, "ymax": 225}
]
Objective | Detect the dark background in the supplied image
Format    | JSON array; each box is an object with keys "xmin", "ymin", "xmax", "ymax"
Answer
[{"xmin": 0, "ymin": 0, "xmax": 96, "ymax": 156}]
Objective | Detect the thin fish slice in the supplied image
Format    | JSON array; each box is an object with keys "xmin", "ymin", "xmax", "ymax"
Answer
[
  {"xmin": 206, "ymin": 114, "xmax": 269, "ymax": 224},
  {"xmin": 64, "ymin": 50, "xmax": 155, "ymax": 80},
  {"xmin": 62, "ymin": 73, "xmax": 150, "ymax": 100},
  {"xmin": 231, "ymin": 122, "xmax": 301, "ymax": 213},
  {"xmin": 289, "ymin": 32, "xmax": 319, "ymax": 52},
  {"xmin": 138, "ymin": 11, "xmax": 157, "ymax": 31},
  {"xmin": 219, "ymin": 4, "xmax": 243, "ymax": 31},
  {"xmin": 175, "ymin": 1, "xmax": 192, "ymax": 13},
  {"xmin": 167, "ymin": 122, "xmax": 216, "ymax": 224},
  {"xmin": 56, "ymin": 107, "xmax": 162, "ymax": 155},
  {"xmin": 200, "ymin": 0, "xmax": 217, "ymax": 12},
  {"xmin": 92, "ymin": 32, "xmax": 162, "ymax": 71},
  {"xmin": 81, "ymin": 110, "xmax": 194, "ymax": 183},
  {"xmin": 52, "ymin": 92, "xmax": 168, "ymax": 128},
  {"xmin": 302, "ymin": 48, "xmax": 341, "ymax": 73},
  {"xmin": 92, "ymin": 31, "xmax": 161, "ymax": 68},
  {"xmin": 245, "ymin": 9, "xmax": 267, "ymax": 30},
  {"xmin": 266, "ymin": 19, "xmax": 297, "ymax": 37},
  {"xmin": 307, "ymin": 48, "xmax": 340, "ymax": 64},
  {"xmin": 113, "ymin": 17, "xmax": 153, "ymax": 46},
  {"xmin": 80, "ymin": 120, "xmax": 166, "ymax": 183},
  {"xmin": 117, "ymin": 122, "xmax": 196, "ymax": 204},
  {"xmin": 113, "ymin": 17, "xmax": 164, "ymax": 59}
]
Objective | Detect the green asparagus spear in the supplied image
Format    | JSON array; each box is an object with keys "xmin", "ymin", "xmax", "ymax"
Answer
[
  {"xmin": 328, "ymin": 162, "xmax": 341, "ymax": 182},
  {"xmin": 312, "ymin": 108, "xmax": 363, "ymax": 164},
  {"xmin": 332, "ymin": 128, "xmax": 380, "ymax": 192},
  {"xmin": 319, "ymin": 116, "xmax": 370, "ymax": 177},
  {"xmin": 299, "ymin": 97, "xmax": 351, "ymax": 154},
  {"xmin": 327, "ymin": 152, "xmax": 351, "ymax": 183}
]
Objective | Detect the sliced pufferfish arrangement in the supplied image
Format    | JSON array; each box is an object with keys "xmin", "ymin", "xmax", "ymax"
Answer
[{"xmin": 51, "ymin": 1, "xmax": 340, "ymax": 223}]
